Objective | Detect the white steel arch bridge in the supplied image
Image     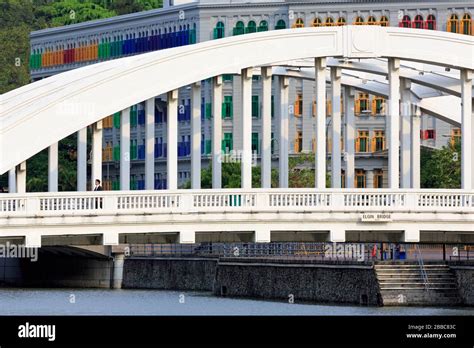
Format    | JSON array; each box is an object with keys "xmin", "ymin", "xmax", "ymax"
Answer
[{"xmin": 0, "ymin": 26, "xmax": 473, "ymax": 247}]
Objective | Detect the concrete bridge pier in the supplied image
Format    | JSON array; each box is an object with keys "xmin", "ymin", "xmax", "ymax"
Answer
[{"xmin": 111, "ymin": 252, "xmax": 125, "ymax": 289}]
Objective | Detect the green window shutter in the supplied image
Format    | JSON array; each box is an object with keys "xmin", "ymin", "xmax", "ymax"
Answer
[
  {"xmin": 271, "ymin": 132, "xmax": 274, "ymax": 154},
  {"xmin": 222, "ymin": 96, "xmax": 233, "ymax": 118},
  {"xmin": 252, "ymin": 132, "xmax": 259, "ymax": 154},
  {"xmin": 252, "ymin": 95, "xmax": 259, "ymax": 118},
  {"xmin": 113, "ymin": 146, "xmax": 120, "ymax": 161},
  {"xmin": 205, "ymin": 103, "xmax": 212, "ymax": 119},
  {"xmin": 130, "ymin": 106, "xmax": 138, "ymax": 127},
  {"xmin": 113, "ymin": 112, "xmax": 121, "ymax": 128},
  {"xmin": 271, "ymin": 95, "xmax": 275, "ymax": 118},
  {"xmin": 223, "ymin": 74, "xmax": 233, "ymax": 82},
  {"xmin": 205, "ymin": 140, "xmax": 212, "ymax": 154}
]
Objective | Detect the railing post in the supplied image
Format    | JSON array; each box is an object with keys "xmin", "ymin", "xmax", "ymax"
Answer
[
  {"xmin": 180, "ymin": 193, "xmax": 193, "ymax": 213},
  {"xmin": 103, "ymin": 194, "xmax": 117, "ymax": 213},
  {"xmin": 331, "ymin": 192, "xmax": 345, "ymax": 211},
  {"xmin": 255, "ymin": 192, "xmax": 269, "ymax": 211},
  {"xmin": 405, "ymin": 191, "xmax": 417, "ymax": 211},
  {"xmin": 25, "ymin": 196, "xmax": 40, "ymax": 216}
]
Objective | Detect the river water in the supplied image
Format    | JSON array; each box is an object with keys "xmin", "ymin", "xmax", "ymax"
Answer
[{"xmin": 0, "ymin": 288, "xmax": 472, "ymax": 315}]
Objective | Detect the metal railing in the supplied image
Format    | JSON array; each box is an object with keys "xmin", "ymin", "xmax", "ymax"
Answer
[{"xmin": 415, "ymin": 245, "xmax": 431, "ymax": 290}]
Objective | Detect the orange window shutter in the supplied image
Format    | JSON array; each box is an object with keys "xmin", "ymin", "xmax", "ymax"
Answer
[
  {"xmin": 356, "ymin": 138, "xmax": 360, "ymax": 152},
  {"xmin": 355, "ymin": 99, "xmax": 361, "ymax": 115},
  {"xmin": 312, "ymin": 101, "xmax": 316, "ymax": 117},
  {"xmin": 371, "ymin": 99, "xmax": 377, "ymax": 115}
]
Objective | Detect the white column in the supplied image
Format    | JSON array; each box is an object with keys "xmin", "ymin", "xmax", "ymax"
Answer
[
  {"xmin": 241, "ymin": 68, "xmax": 253, "ymax": 189},
  {"xmin": 331, "ymin": 67, "xmax": 342, "ymax": 188},
  {"xmin": 212, "ymin": 76, "xmax": 223, "ymax": 189},
  {"xmin": 167, "ymin": 90, "xmax": 178, "ymax": 190},
  {"xmin": 315, "ymin": 58, "xmax": 327, "ymax": 188},
  {"xmin": 344, "ymin": 87, "xmax": 355, "ymax": 189},
  {"xmin": 8, "ymin": 169, "xmax": 16, "ymax": 193},
  {"xmin": 179, "ymin": 230, "xmax": 196, "ymax": 244},
  {"xmin": 92, "ymin": 121, "xmax": 103, "ymax": 187},
  {"xmin": 387, "ymin": 58, "xmax": 400, "ymax": 189},
  {"xmin": 279, "ymin": 76, "xmax": 289, "ymax": 188},
  {"xmin": 191, "ymin": 82, "xmax": 202, "ymax": 189},
  {"xmin": 77, "ymin": 127, "xmax": 87, "ymax": 191},
  {"xmin": 16, "ymin": 161, "xmax": 26, "ymax": 194},
  {"xmin": 461, "ymin": 69, "xmax": 473, "ymax": 190},
  {"xmin": 48, "ymin": 142, "xmax": 59, "ymax": 192},
  {"xmin": 120, "ymin": 107, "xmax": 131, "ymax": 191},
  {"xmin": 411, "ymin": 107, "xmax": 421, "ymax": 189},
  {"xmin": 400, "ymin": 80, "xmax": 412, "ymax": 189},
  {"xmin": 254, "ymin": 227, "xmax": 271, "ymax": 243},
  {"xmin": 145, "ymin": 98, "xmax": 155, "ymax": 190},
  {"xmin": 261, "ymin": 67, "xmax": 272, "ymax": 188}
]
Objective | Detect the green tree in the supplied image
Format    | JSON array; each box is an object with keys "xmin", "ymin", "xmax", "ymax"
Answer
[{"xmin": 421, "ymin": 142, "xmax": 461, "ymax": 189}]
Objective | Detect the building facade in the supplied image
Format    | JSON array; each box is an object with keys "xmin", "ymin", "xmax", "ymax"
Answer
[{"xmin": 29, "ymin": 0, "xmax": 473, "ymax": 190}]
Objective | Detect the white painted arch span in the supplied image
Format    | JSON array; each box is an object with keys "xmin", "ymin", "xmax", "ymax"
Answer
[{"xmin": 1, "ymin": 26, "xmax": 474, "ymax": 176}]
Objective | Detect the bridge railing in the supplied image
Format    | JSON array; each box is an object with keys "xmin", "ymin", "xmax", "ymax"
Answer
[{"xmin": 0, "ymin": 189, "xmax": 473, "ymax": 216}]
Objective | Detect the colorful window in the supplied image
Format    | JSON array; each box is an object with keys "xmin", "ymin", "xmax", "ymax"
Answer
[
  {"xmin": 354, "ymin": 16, "xmax": 364, "ymax": 25},
  {"xmin": 367, "ymin": 16, "xmax": 377, "ymax": 25},
  {"xmin": 337, "ymin": 17, "xmax": 346, "ymax": 26},
  {"xmin": 275, "ymin": 19, "xmax": 286, "ymax": 30},
  {"xmin": 222, "ymin": 96, "xmax": 233, "ymax": 118},
  {"xmin": 294, "ymin": 131, "xmax": 303, "ymax": 153},
  {"xmin": 355, "ymin": 169, "xmax": 366, "ymax": 188},
  {"xmin": 233, "ymin": 21, "xmax": 245, "ymax": 36},
  {"xmin": 448, "ymin": 14, "xmax": 459, "ymax": 33},
  {"xmin": 214, "ymin": 21, "xmax": 225, "ymax": 39},
  {"xmin": 293, "ymin": 18, "xmax": 305, "ymax": 28},
  {"xmin": 355, "ymin": 93, "xmax": 370, "ymax": 116},
  {"xmin": 372, "ymin": 96, "xmax": 385, "ymax": 115},
  {"xmin": 252, "ymin": 95, "xmax": 260, "ymax": 118},
  {"xmin": 400, "ymin": 15, "xmax": 411, "ymax": 28},
  {"xmin": 426, "ymin": 14, "xmax": 436, "ymax": 30},
  {"xmin": 356, "ymin": 131, "xmax": 369, "ymax": 152},
  {"xmin": 312, "ymin": 18, "xmax": 323, "ymax": 27},
  {"xmin": 222, "ymin": 133, "xmax": 233, "ymax": 153},
  {"xmin": 325, "ymin": 17, "xmax": 335, "ymax": 26},
  {"xmin": 294, "ymin": 94, "xmax": 303, "ymax": 117},
  {"xmin": 413, "ymin": 14, "xmax": 424, "ymax": 29},
  {"xmin": 246, "ymin": 20, "xmax": 257, "ymax": 33},
  {"xmin": 372, "ymin": 131, "xmax": 385, "ymax": 152},
  {"xmin": 252, "ymin": 132, "xmax": 260, "ymax": 154},
  {"xmin": 450, "ymin": 128, "xmax": 461, "ymax": 147},
  {"xmin": 373, "ymin": 169, "xmax": 384, "ymax": 188},
  {"xmin": 258, "ymin": 20, "xmax": 269, "ymax": 32},
  {"xmin": 380, "ymin": 16, "xmax": 389, "ymax": 27},
  {"xmin": 461, "ymin": 14, "xmax": 472, "ymax": 35}
]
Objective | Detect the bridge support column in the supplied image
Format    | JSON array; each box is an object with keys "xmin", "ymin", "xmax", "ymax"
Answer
[
  {"xmin": 120, "ymin": 107, "xmax": 131, "ymax": 191},
  {"xmin": 8, "ymin": 168, "xmax": 16, "ymax": 193},
  {"xmin": 112, "ymin": 253, "xmax": 125, "ymax": 289},
  {"xmin": 145, "ymin": 98, "xmax": 155, "ymax": 190},
  {"xmin": 167, "ymin": 90, "xmax": 179, "ymax": 190},
  {"xmin": 179, "ymin": 230, "xmax": 196, "ymax": 244},
  {"xmin": 92, "ymin": 121, "xmax": 103, "ymax": 187},
  {"xmin": 279, "ymin": 76, "xmax": 289, "ymax": 188},
  {"xmin": 261, "ymin": 67, "xmax": 272, "ymax": 188},
  {"xmin": 315, "ymin": 58, "xmax": 327, "ymax": 188},
  {"xmin": 191, "ymin": 82, "xmax": 202, "ymax": 189},
  {"xmin": 254, "ymin": 228, "xmax": 271, "ymax": 243},
  {"xmin": 77, "ymin": 127, "xmax": 87, "ymax": 191},
  {"xmin": 16, "ymin": 161, "xmax": 26, "ymax": 194},
  {"xmin": 24, "ymin": 233, "xmax": 41, "ymax": 248},
  {"xmin": 212, "ymin": 76, "xmax": 223, "ymax": 189},
  {"xmin": 331, "ymin": 67, "xmax": 342, "ymax": 188},
  {"xmin": 403, "ymin": 228, "xmax": 420, "ymax": 243},
  {"xmin": 103, "ymin": 232, "xmax": 119, "ymax": 246},
  {"xmin": 241, "ymin": 68, "xmax": 253, "ymax": 189},
  {"xmin": 328, "ymin": 228, "xmax": 345, "ymax": 243},
  {"xmin": 400, "ymin": 79, "xmax": 411, "ymax": 189},
  {"xmin": 461, "ymin": 69, "xmax": 473, "ymax": 190},
  {"xmin": 48, "ymin": 142, "xmax": 58, "ymax": 192},
  {"xmin": 344, "ymin": 87, "xmax": 355, "ymax": 188},
  {"xmin": 388, "ymin": 58, "xmax": 400, "ymax": 189},
  {"xmin": 411, "ymin": 107, "xmax": 421, "ymax": 189}
]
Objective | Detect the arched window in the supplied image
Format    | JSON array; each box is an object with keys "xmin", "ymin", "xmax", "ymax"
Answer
[
  {"xmin": 447, "ymin": 14, "xmax": 459, "ymax": 33},
  {"xmin": 413, "ymin": 14, "xmax": 424, "ymax": 29},
  {"xmin": 461, "ymin": 13, "xmax": 472, "ymax": 35},
  {"xmin": 233, "ymin": 21, "xmax": 245, "ymax": 35},
  {"xmin": 275, "ymin": 19, "xmax": 286, "ymax": 30},
  {"xmin": 246, "ymin": 20, "xmax": 257, "ymax": 33},
  {"xmin": 337, "ymin": 17, "xmax": 346, "ymax": 26},
  {"xmin": 425, "ymin": 14, "xmax": 436, "ymax": 30},
  {"xmin": 354, "ymin": 16, "xmax": 364, "ymax": 25},
  {"xmin": 380, "ymin": 16, "xmax": 389, "ymax": 27},
  {"xmin": 258, "ymin": 20, "xmax": 268, "ymax": 32},
  {"xmin": 312, "ymin": 17, "xmax": 323, "ymax": 27},
  {"xmin": 293, "ymin": 18, "xmax": 304, "ymax": 28},
  {"xmin": 325, "ymin": 17, "xmax": 335, "ymax": 26},
  {"xmin": 213, "ymin": 21, "xmax": 225, "ymax": 39},
  {"xmin": 367, "ymin": 16, "xmax": 377, "ymax": 25},
  {"xmin": 399, "ymin": 15, "xmax": 411, "ymax": 28}
]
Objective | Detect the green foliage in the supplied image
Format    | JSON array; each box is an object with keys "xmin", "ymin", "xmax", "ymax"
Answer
[{"xmin": 421, "ymin": 142, "xmax": 461, "ymax": 189}]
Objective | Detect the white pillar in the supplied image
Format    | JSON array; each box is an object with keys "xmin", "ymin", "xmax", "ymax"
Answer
[
  {"xmin": 241, "ymin": 68, "xmax": 253, "ymax": 189},
  {"xmin": 120, "ymin": 107, "xmax": 131, "ymax": 191},
  {"xmin": 77, "ymin": 127, "xmax": 87, "ymax": 191},
  {"xmin": 191, "ymin": 82, "xmax": 202, "ymax": 189},
  {"xmin": 403, "ymin": 228, "xmax": 420, "ymax": 243},
  {"xmin": 261, "ymin": 67, "xmax": 272, "ymax": 188},
  {"xmin": 167, "ymin": 90, "xmax": 178, "ymax": 190},
  {"xmin": 411, "ymin": 107, "xmax": 421, "ymax": 189},
  {"xmin": 279, "ymin": 76, "xmax": 289, "ymax": 188},
  {"xmin": 16, "ymin": 161, "xmax": 26, "ymax": 194},
  {"xmin": 112, "ymin": 253, "xmax": 125, "ymax": 289},
  {"xmin": 387, "ymin": 58, "xmax": 400, "ymax": 189},
  {"xmin": 461, "ymin": 69, "xmax": 473, "ymax": 190},
  {"xmin": 400, "ymin": 80, "xmax": 412, "ymax": 189},
  {"xmin": 8, "ymin": 169, "xmax": 16, "ymax": 193},
  {"xmin": 331, "ymin": 67, "xmax": 342, "ymax": 188},
  {"xmin": 212, "ymin": 76, "xmax": 223, "ymax": 189},
  {"xmin": 328, "ymin": 228, "xmax": 346, "ymax": 243},
  {"xmin": 179, "ymin": 230, "xmax": 196, "ymax": 244},
  {"xmin": 254, "ymin": 228, "xmax": 271, "ymax": 243},
  {"xmin": 315, "ymin": 58, "xmax": 327, "ymax": 188},
  {"xmin": 145, "ymin": 98, "xmax": 155, "ymax": 190},
  {"xmin": 344, "ymin": 87, "xmax": 355, "ymax": 189},
  {"xmin": 48, "ymin": 142, "xmax": 59, "ymax": 192},
  {"xmin": 92, "ymin": 121, "xmax": 103, "ymax": 187}
]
